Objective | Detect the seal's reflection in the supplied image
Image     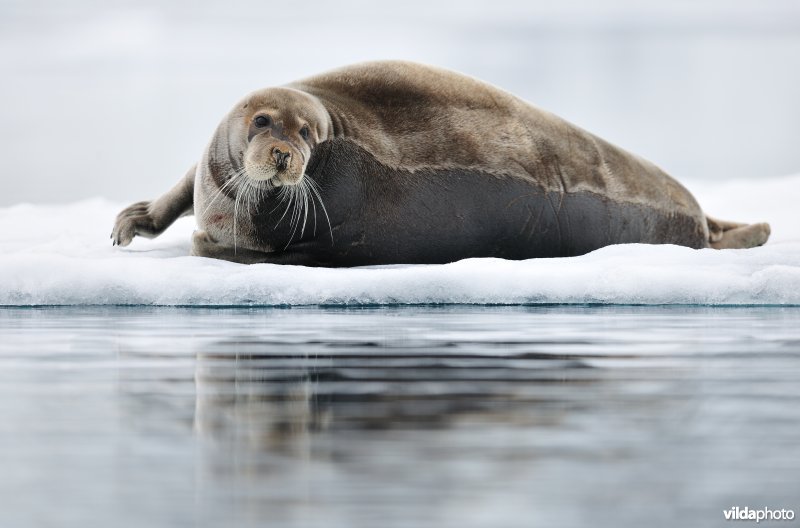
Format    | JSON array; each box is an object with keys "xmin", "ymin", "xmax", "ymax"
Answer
[
  {"xmin": 194, "ymin": 352, "xmax": 333, "ymax": 455},
  {"xmin": 191, "ymin": 337, "xmax": 593, "ymax": 456}
]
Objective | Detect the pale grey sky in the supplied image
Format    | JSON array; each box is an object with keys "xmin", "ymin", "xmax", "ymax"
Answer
[{"xmin": 2, "ymin": 0, "xmax": 800, "ymax": 205}]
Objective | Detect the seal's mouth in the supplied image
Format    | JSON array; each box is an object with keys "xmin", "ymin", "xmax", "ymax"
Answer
[
  {"xmin": 244, "ymin": 143, "xmax": 306, "ymax": 187},
  {"xmin": 244, "ymin": 165, "xmax": 303, "ymax": 188}
]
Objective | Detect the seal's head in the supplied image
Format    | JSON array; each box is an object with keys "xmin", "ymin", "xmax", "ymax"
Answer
[{"xmin": 221, "ymin": 87, "xmax": 332, "ymax": 187}]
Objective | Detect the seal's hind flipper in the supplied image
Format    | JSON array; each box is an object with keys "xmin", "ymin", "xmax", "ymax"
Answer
[{"xmin": 706, "ymin": 215, "xmax": 771, "ymax": 249}]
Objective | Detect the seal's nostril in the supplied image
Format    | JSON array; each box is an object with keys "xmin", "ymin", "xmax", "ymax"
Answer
[
  {"xmin": 272, "ymin": 147, "xmax": 291, "ymax": 171},
  {"xmin": 273, "ymin": 148, "xmax": 291, "ymax": 170}
]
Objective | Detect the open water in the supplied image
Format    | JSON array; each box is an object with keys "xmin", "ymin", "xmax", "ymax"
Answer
[{"xmin": 1, "ymin": 305, "xmax": 798, "ymax": 527}]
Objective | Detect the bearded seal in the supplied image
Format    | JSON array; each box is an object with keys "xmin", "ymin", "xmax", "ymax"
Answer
[{"xmin": 111, "ymin": 61, "xmax": 770, "ymax": 265}]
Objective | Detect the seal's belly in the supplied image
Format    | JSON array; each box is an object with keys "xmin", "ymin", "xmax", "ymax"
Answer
[
  {"xmin": 252, "ymin": 139, "xmax": 707, "ymax": 266},
  {"xmin": 245, "ymin": 141, "xmax": 705, "ymax": 266},
  {"xmin": 351, "ymin": 176, "xmax": 706, "ymax": 264}
]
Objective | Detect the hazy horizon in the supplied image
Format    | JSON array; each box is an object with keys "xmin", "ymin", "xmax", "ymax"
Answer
[{"xmin": 2, "ymin": 0, "xmax": 800, "ymax": 205}]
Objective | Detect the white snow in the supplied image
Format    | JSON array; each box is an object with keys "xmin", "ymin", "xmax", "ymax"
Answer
[{"xmin": 1, "ymin": 175, "xmax": 798, "ymax": 306}]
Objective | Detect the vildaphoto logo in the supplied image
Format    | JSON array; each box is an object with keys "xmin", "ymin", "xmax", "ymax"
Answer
[{"xmin": 723, "ymin": 506, "xmax": 795, "ymax": 523}]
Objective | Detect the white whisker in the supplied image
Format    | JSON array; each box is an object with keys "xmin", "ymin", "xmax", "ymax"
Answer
[
  {"xmin": 285, "ymin": 184, "xmax": 303, "ymax": 249},
  {"xmin": 306, "ymin": 176, "xmax": 333, "ymax": 245},
  {"xmin": 233, "ymin": 175, "xmax": 248, "ymax": 254},
  {"xmin": 308, "ymin": 177, "xmax": 318, "ymax": 237},
  {"xmin": 199, "ymin": 167, "xmax": 246, "ymax": 221},
  {"xmin": 300, "ymin": 178, "xmax": 310, "ymax": 239},
  {"xmin": 275, "ymin": 185, "xmax": 294, "ymax": 228}
]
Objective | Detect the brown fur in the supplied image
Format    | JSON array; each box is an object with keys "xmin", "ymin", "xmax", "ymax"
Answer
[
  {"xmin": 294, "ymin": 62, "xmax": 693, "ymax": 205},
  {"xmin": 292, "ymin": 61, "xmax": 768, "ymax": 249},
  {"xmin": 112, "ymin": 61, "xmax": 770, "ymax": 255}
]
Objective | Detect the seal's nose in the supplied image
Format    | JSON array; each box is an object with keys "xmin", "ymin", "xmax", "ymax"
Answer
[{"xmin": 272, "ymin": 147, "xmax": 291, "ymax": 171}]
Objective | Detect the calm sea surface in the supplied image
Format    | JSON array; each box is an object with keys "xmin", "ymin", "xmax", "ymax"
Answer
[{"xmin": 1, "ymin": 306, "xmax": 799, "ymax": 527}]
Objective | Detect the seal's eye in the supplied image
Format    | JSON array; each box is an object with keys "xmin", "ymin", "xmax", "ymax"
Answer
[
  {"xmin": 299, "ymin": 125, "xmax": 310, "ymax": 140},
  {"xmin": 254, "ymin": 115, "xmax": 271, "ymax": 128}
]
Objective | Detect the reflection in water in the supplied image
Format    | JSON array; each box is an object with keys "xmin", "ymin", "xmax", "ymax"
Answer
[
  {"xmin": 194, "ymin": 352, "xmax": 332, "ymax": 454},
  {"xmin": 1, "ymin": 306, "xmax": 800, "ymax": 528},
  {"xmin": 193, "ymin": 346, "xmax": 584, "ymax": 449}
]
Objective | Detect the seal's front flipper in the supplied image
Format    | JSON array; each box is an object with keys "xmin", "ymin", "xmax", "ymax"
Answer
[
  {"xmin": 111, "ymin": 164, "xmax": 196, "ymax": 246},
  {"xmin": 112, "ymin": 200, "xmax": 157, "ymax": 246},
  {"xmin": 706, "ymin": 215, "xmax": 771, "ymax": 249}
]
